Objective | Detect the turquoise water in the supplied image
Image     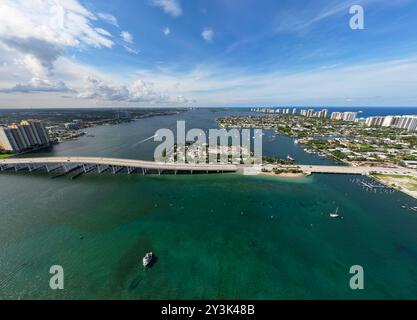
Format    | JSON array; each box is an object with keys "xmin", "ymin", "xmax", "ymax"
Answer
[{"xmin": 1, "ymin": 110, "xmax": 417, "ymax": 299}]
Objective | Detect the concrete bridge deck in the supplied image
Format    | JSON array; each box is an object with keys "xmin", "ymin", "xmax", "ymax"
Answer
[
  {"xmin": 0, "ymin": 157, "xmax": 416, "ymax": 176},
  {"xmin": 0, "ymin": 157, "xmax": 238, "ymax": 174}
]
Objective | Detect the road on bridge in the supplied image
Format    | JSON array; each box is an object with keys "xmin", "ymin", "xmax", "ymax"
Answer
[{"xmin": 1, "ymin": 157, "xmax": 416, "ymax": 176}]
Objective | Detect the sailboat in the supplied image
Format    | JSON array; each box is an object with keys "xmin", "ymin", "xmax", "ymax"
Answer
[{"xmin": 329, "ymin": 207, "xmax": 340, "ymax": 218}]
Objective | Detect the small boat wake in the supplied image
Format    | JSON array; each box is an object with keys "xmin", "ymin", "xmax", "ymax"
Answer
[{"xmin": 132, "ymin": 134, "xmax": 158, "ymax": 148}]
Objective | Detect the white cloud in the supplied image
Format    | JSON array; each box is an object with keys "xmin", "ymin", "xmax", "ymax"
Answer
[
  {"xmin": 0, "ymin": 0, "xmax": 114, "ymax": 49},
  {"xmin": 0, "ymin": 0, "xmax": 115, "ymax": 80},
  {"xmin": 121, "ymin": 31, "xmax": 139, "ymax": 54},
  {"xmin": 0, "ymin": 77, "xmax": 72, "ymax": 93},
  {"xmin": 2, "ymin": 55, "xmax": 417, "ymax": 107},
  {"xmin": 163, "ymin": 27, "xmax": 171, "ymax": 36},
  {"xmin": 77, "ymin": 77, "xmax": 193, "ymax": 104},
  {"xmin": 0, "ymin": 0, "xmax": 145, "ymax": 96},
  {"xmin": 0, "ymin": 0, "xmax": 415, "ymax": 108},
  {"xmin": 201, "ymin": 28, "xmax": 214, "ymax": 43},
  {"xmin": 123, "ymin": 45, "xmax": 140, "ymax": 55},
  {"xmin": 273, "ymin": 0, "xmax": 380, "ymax": 34},
  {"xmin": 122, "ymin": 57, "xmax": 417, "ymax": 107},
  {"xmin": 150, "ymin": 0, "xmax": 182, "ymax": 17},
  {"xmin": 97, "ymin": 12, "xmax": 119, "ymax": 27},
  {"xmin": 121, "ymin": 31, "xmax": 134, "ymax": 44},
  {"xmin": 13, "ymin": 50, "xmax": 60, "ymax": 78},
  {"xmin": 95, "ymin": 28, "xmax": 112, "ymax": 38}
]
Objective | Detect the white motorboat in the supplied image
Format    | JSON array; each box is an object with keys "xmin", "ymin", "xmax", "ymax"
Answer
[{"xmin": 143, "ymin": 252, "xmax": 153, "ymax": 268}]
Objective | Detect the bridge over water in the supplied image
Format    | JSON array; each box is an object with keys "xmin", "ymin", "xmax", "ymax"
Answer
[
  {"xmin": 0, "ymin": 157, "xmax": 238, "ymax": 175},
  {"xmin": 0, "ymin": 157, "xmax": 415, "ymax": 177}
]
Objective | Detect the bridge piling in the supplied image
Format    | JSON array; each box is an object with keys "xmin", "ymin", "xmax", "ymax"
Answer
[
  {"xmin": 15, "ymin": 164, "xmax": 29, "ymax": 172},
  {"xmin": 32, "ymin": 164, "xmax": 45, "ymax": 172},
  {"xmin": 51, "ymin": 165, "xmax": 63, "ymax": 173},
  {"xmin": 97, "ymin": 165, "xmax": 109, "ymax": 174},
  {"xmin": 82, "ymin": 164, "xmax": 95, "ymax": 174}
]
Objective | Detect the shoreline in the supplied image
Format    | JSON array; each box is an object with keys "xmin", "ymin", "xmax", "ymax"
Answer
[
  {"xmin": 258, "ymin": 171, "xmax": 306, "ymax": 179},
  {"xmin": 370, "ymin": 174, "xmax": 417, "ymax": 200},
  {"xmin": 2, "ymin": 110, "xmax": 184, "ymax": 157},
  {"xmin": 259, "ymin": 169, "xmax": 417, "ymax": 200}
]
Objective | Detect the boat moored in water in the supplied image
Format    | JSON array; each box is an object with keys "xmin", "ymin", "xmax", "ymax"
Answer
[
  {"xmin": 143, "ymin": 252, "xmax": 153, "ymax": 268},
  {"xmin": 329, "ymin": 207, "xmax": 340, "ymax": 218}
]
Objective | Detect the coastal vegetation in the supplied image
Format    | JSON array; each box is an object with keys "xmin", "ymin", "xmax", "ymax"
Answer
[
  {"xmin": 373, "ymin": 174, "xmax": 417, "ymax": 191},
  {"xmin": 272, "ymin": 167, "xmax": 303, "ymax": 175},
  {"xmin": 262, "ymin": 156, "xmax": 295, "ymax": 165},
  {"xmin": 218, "ymin": 114, "xmax": 417, "ymax": 168},
  {"xmin": 261, "ymin": 165, "xmax": 304, "ymax": 177},
  {"xmin": 218, "ymin": 114, "xmax": 417, "ymax": 196},
  {"xmin": 0, "ymin": 108, "xmax": 185, "ymax": 146}
]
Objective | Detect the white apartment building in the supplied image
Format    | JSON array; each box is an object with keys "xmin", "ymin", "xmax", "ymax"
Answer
[
  {"xmin": 0, "ymin": 120, "xmax": 50, "ymax": 153},
  {"xmin": 365, "ymin": 115, "xmax": 417, "ymax": 132}
]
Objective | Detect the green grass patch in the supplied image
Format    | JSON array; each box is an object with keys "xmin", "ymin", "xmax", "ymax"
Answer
[
  {"xmin": 373, "ymin": 174, "xmax": 417, "ymax": 181},
  {"xmin": 373, "ymin": 174, "xmax": 417, "ymax": 192},
  {"xmin": 404, "ymin": 183, "xmax": 417, "ymax": 192}
]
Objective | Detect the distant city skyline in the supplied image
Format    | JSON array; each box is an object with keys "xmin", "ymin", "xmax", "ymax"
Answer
[{"xmin": 1, "ymin": 0, "xmax": 417, "ymax": 108}]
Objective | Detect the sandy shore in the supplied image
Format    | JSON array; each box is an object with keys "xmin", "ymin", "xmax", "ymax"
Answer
[{"xmin": 258, "ymin": 172, "xmax": 306, "ymax": 178}]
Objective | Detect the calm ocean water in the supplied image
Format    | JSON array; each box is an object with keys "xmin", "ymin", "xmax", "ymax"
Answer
[{"xmin": 1, "ymin": 109, "xmax": 417, "ymax": 299}]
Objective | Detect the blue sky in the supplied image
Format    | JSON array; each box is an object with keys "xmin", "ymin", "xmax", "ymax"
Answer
[{"xmin": 0, "ymin": 0, "xmax": 417, "ymax": 107}]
